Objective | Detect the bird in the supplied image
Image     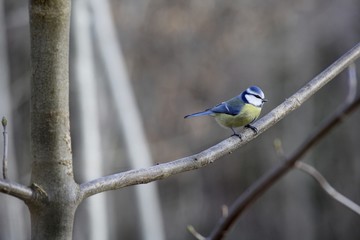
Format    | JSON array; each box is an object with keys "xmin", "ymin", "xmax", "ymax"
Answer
[{"xmin": 184, "ymin": 86, "xmax": 267, "ymax": 139}]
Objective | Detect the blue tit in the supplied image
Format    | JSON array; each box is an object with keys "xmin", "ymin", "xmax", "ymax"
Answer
[{"xmin": 184, "ymin": 86, "xmax": 267, "ymax": 138}]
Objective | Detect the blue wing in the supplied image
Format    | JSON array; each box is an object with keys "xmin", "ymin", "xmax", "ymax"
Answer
[
  {"xmin": 184, "ymin": 96, "xmax": 244, "ymax": 118},
  {"xmin": 210, "ymin": 97, "xmax": 243, "ymax": 116}
]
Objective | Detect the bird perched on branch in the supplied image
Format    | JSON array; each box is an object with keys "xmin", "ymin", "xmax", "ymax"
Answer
[{"xmin": 184, "ymin": 86, "xmax": 267, "ymax": 139}]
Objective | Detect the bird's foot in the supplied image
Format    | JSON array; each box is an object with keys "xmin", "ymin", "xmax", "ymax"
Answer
[
  {"xmin": 230, "ymin": 127, "xmax": 242, "ymax": 140},
  {"xmin": 231, "ymin": 133, "xmax": 242, "ymax": 140},
  {"xmin": 245, "ymin": 124, "xmax": 258, "ymax": 134}
]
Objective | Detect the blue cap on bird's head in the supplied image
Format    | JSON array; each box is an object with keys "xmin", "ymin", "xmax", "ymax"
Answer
[
  {"xmin": 242, "ymin": 85, "xmax": 268, "ymax": 107},
  {"xmin": 247, "ymin": 86, "xmax": 265, "ymax": 98}
]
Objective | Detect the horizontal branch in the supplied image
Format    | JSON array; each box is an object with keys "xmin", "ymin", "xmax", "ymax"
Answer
[
  {"xmin": 80, "ymin": 42, "xmax": 360, "ymax": 200},
  {"xmin": 80, "ymin": 140, "xmax": 238, "ymax": 199},
  {"xmin": 0, "ymin": 178, "xmax": 34, "ymax": 201}
]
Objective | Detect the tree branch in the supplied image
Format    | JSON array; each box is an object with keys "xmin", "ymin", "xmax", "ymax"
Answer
[
  {"xmin": 79, "ymin": 42, "xmax": 360, "ymax": 200},
  {"xmin": 0, "ymin": 118, "xmax": 34, "ymax": 200},
  {"xmin": 346, "ymin": 63, "xmax": 357, "ymax": 104},
  {"xmin": 295, "ymin": 161, "xmax": 360, "ymax": 216},
  {"xmin": 2, "ymin": 116, "xmax": 8, "ymax": 179},
  {"xmin": 188, "ymin": 225, "xmax": 206, "ymax": 240},
  {"xmin": 0, "ymin": 178, "xmax": 34, "ymax": 201}
]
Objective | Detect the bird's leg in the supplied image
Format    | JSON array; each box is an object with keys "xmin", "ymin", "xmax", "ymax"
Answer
[
  {"xmin": 245, "ymin": 124, "xmax": 258, "ymax": 134},
  {"xmin": 230, "ymin": 127, "xmax": 242, "ymax": 140}
]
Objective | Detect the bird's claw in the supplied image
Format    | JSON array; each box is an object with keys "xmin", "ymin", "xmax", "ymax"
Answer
[
  {"xmin": 245, "ymin": 124, "xmax": 258, "ymax": 134},
  {"xmin": 231, "ymin": 133, "xmax": 242, "ymax": 140}
]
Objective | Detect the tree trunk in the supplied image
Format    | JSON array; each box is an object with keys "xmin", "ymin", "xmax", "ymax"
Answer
[{"xmin": 29, "ymin": 0, "xmax": 79, "ymax": 239}]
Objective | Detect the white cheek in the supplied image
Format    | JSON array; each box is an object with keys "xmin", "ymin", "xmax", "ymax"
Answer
[{"xmin": 245, "ymin": 95, "xmax": 263, "ymax": 107}]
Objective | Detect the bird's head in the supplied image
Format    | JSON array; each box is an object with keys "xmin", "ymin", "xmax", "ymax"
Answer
[{"xmin": 241, "ymin": 86, "xmax": 268, "ymax": 107}]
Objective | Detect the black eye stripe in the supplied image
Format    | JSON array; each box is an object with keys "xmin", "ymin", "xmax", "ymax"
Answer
[{"xmin": 249, "ymin": 93, "xmax": 262, "ymax": 99}]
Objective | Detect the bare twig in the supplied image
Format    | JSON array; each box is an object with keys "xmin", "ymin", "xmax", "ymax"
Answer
[
  {"xmin": 295, "ymin": 161, "xmax": 360, "ymax": 216},
  {"xmin": 221, "ymin": 205, "xmax": 229, "ymax": 217},
  {"xmin": 0, "ymin": 117, "xmax": 34, "ymax": 201},
  {"xmin": 0, "ymin": 178, "xmax": 33, "ymax": 201},
  {"xmin": 347, "ymin": 63, "xmax": 357, "ymax": 104},
  {"xmin": 273, "ymin": 137, "xmax": 360, "ymax": 216},
  {"xmin": 188, "ymin": 225, "xmax": 206, "ymax": 240},
  {"xmin": 206, "ymin": 96, "xmax": 360, "ymax": 240},
  {"xmin": 80, "ymin": 43, "xmax": 360, "ymax": 200},
  {"xmin": 275, "ymin": 136, "xmax": 360, "ymax": 215},
  {"xmin": 2, "ymin": 116, "xmax": 8, "ymax": 179},
  {"xmin": 187, "ymin": 205, "xmax": 229, "ymax": 238}
]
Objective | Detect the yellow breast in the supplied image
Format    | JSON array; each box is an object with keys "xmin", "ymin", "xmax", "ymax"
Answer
[{"xmin": 214, "ymin": 104, "xmax": 261, "ymax": 128}]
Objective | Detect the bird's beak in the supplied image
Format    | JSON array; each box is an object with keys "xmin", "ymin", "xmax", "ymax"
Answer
[{"xmin": 262, "ymin": 98, "xmax": 268, "ymax": 102}]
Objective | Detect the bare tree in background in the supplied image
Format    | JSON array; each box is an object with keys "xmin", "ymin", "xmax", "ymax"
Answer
[{"xmin": 0, "ymin": 0, "xmax": 360, "ymax": 239}]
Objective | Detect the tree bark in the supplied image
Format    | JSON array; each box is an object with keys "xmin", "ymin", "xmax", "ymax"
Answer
[{"xmin": 29, "ymin": 0, "xmax": 79, "ymax": 239}]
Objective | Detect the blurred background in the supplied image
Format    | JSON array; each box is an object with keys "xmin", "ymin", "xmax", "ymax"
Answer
[{"xmin": 1, "ymin": 0, "xmax": 360, "ymax": 239}]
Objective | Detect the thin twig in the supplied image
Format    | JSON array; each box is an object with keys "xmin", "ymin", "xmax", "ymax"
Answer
[
  {"xmin": 221, "ymin": 205, "xmax": 229, "ymax": 218},
  {"xmin": 0, "ymin": 117, "xmax": 34, "ymax": 201},
  {"xmin": 273, "ymin": 138, "xmax": 360, "ymax": 216},
  {"xmin": 188, "ymin": 225, "xmax": 206, "ymax": 240},
  {"xmin": 347, "ymin": 63, "xmax": 357, "ymax": 104},
  {"xmin": 206, "ymin": 96, "xmax": 360, "ymax": 240},
  {"xmin": 295, "ymin": 161, "xmax": 360, "ymax": 215},
  {"xmin": 187, "ymin": 205, "xmax": 229, "ymax": 239},
  {"xmin": 2, "ymin": 116, "xmax": 8, "ymax": 179}
]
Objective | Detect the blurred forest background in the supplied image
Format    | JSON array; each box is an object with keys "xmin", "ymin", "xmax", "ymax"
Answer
[{"xmin": 1, "ymin": 0, "xmax": 360, "ymax": 239}]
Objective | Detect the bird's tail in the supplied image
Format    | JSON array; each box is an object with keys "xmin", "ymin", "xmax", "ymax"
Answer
[{"xmin": 184, "ymin": 110, "xmax": 213, "ymax": 118}]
